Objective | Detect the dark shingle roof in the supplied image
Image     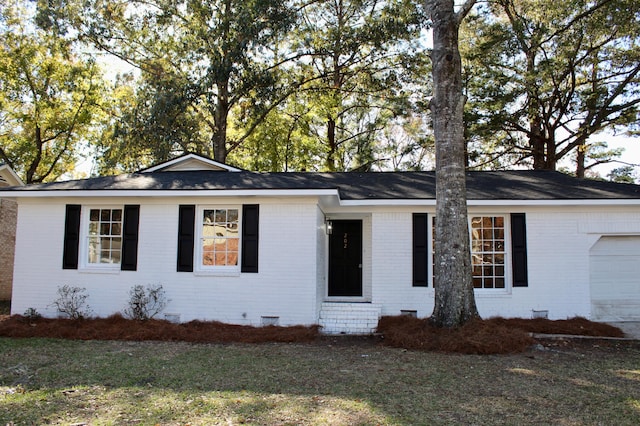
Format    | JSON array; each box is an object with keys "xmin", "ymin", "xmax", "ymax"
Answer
[{"xmin": 2, "ymin": 170, "xmax": 640, "ymax": 200}]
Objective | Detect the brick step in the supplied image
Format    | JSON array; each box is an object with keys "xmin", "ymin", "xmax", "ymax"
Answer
[{"xmin": 319, "ymin": 302, "xmax": 382, "ymax": 335}]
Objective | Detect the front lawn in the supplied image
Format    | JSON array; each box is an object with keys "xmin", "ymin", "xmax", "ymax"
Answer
[{"xmin": 2, "ymin": 337, "xmax": 640, "ymax": 425}]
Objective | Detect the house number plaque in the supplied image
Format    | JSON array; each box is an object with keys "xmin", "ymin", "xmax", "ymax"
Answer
[{"xmin": 343, "ymin": 233, "xmax": 348, "ymax": 249}]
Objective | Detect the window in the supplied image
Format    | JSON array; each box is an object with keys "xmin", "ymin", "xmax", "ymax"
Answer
[
  {"xmin": 88, "ymin": 208, "xmax": 122, "ymax": 265},
  {"xmin": 470, "ymin": 216, "xmax": 506, "ymax": 289},
  {"xmin": 429, "ymin": 215, "xmax": 510, "ymax": 290},
  {"xmin": 199, "ymin": 207, "xmax": 240, "ymax": 269},
  {"xmin": 64, "ymin": 204, "xmax": 139, "ymax": 271},
  {"xmin": 177, "ymin": 204, "xmax": 259, "ymax": 273}
]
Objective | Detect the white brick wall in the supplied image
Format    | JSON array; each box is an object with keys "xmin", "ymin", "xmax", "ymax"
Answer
[
  {"xmin": 11, "ymin": 196, "xmax": 640, "ymax": 330},
  {"xmin": 369, "ymin": 206, "xmax": 640, "ymax": 321},
  {"xmin": 12, "ymin": 197, "xmax": 321, "ymax": 326}
]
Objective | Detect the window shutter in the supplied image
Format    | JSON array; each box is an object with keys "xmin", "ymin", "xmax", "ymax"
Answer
[
  {"xmin": 121, "ymin": 205, "xmax": 140, "ymax": 271},
  {"xmin": 177, "ymin": 205, "xmax": 196, "ymax": 272},
  {"xmin": 412, "ymin": 213, "xmax": 429, "ymax": 287},
  {"xmin": 241, "ymin": 204, "xmax": 259, "ymax": 273},
  {"xmin": 62, "ymin": 205, "xmax": 82, "ymax": 269},
  {"xmin": 510, "ymin": 213, "xmax": 528, "ymax": 287}
]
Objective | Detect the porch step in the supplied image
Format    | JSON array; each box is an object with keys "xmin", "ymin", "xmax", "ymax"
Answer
[{"xmin": 319, "ymin": 302, "xmax": 382, "ymax": 335}]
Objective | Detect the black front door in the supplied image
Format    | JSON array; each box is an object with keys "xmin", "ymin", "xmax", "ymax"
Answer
[{"xmin": 328, "ymin": 220, "xmax": 362, "ymax": 297}]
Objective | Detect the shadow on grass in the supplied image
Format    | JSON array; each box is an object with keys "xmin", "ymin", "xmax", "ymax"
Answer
[
  {"xmin": 0, "ymin": 313, "xmax": 634, "ymax": 423},
  {"xmin": 2, "ymin": 333, "xmax": 640, "ymax": 425}
]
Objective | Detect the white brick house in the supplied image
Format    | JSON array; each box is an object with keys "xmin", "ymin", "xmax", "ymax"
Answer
[{"xmin": 2, "ymin": 154, "xmax": 640, "ymax": 334}]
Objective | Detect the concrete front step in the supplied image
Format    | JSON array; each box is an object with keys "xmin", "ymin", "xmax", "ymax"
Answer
[{"xmin": 319, "ymin": 302, "xmax": 382, "ymax": 335}]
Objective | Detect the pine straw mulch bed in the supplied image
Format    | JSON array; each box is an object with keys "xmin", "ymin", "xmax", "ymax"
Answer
[
  {"xmin": 376, "ymin": 315, "xmax": 625, "ymax": 354},
  {"xmin": 0, "ymin": 313, "xmax": 627, "ymax": 354}
]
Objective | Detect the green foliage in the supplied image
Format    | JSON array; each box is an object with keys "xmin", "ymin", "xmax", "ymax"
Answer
[
  {"xmin": 462, "ymin": 0, "xmax": 640, "ymax": 175},
  {"xmin": 281, "ymin": 0, "xmax": 429, "ymax": 171},
  {"xmin": 52, "ymin": 0, "xmax": 298, "ymax": 167},
  {"xmin": 42, "ymin": 0, "xmax": 431, "ymax": 173},
  {"xmin": 607, "ymin": 166, "xmax": 638, "ymax": 183},
  {"xmin": 0, "ymin": 0, "xmax": 107, "ymax": 183}
]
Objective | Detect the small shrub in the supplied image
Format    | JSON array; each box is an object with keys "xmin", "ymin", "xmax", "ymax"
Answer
[
  {"xmin": 23, "ymin": 308, "xmax": 42, "ymax": 320},
  {"xmin": 124, "ymin": 284, "xmax": 169, "ymax": 320},
  {"xmin": 52, "ymin": 285, "xmax": 92, "ymax": 319}
]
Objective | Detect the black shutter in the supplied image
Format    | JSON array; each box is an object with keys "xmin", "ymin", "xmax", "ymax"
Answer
[
  {"xmin": 62, "ymin": 204, "xmax": 82, "ymax": 269},
  {"xmin": 177, "ymin": 205, "xmax": 195, "ymax": 272},
  {"xmin": 241, "ymin": 204, "xmax": 259, "ymax": 273},
  {"xmin": 412, "ymin": 213, "xmax": 429, "ymax": 287},
  {"xmin": 120, "ymin": 205, "xmax": 140, "ymax": 271},
  {"xmin": 511, "ymin": 213, "xmax": 528, "ymax": 287}
]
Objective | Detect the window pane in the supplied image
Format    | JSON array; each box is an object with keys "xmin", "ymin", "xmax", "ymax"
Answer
[
  {"xmin": 214, "ymin": 252, "xmax": 227, "ymax": 266},
  {"xmin": 88, "ymin": 238, "xmax": 99, "ymax": 263},
  {"xmin": 112, "ymin": 209, "xmax": 122, "ymax": 221},
  {"xmin": 111, "ymin": 223, "xmax": 121, "ymax": 235},
  {"xmin": 101, "ymin": 237, "xmax": 111, "ymax": 250},
  {"xmin": 112, "ymin": 238, "xmax": 121, "ymax": 250},
  {"xmin": 100, "ymin": 223, "xmax": 110, "ymax": 235},
  {"xmin": 90, "ymin": 209, "xmax": 100, "ymax": 221},
  {"xmin": 101, "ymin": 209, "xmax": 111, "ymax": 221},
  {"xmin": 473, "ymin": 278, "xmax": 482, "ymax": 288},
  {"xmin": 215, "ymin": 209, "xmax": 226, "ymax": 223}
]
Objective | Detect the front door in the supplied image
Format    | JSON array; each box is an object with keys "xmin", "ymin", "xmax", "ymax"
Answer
[{"xmin": 328, "ymin": 220, "xmax": 362, "ymax": 297}]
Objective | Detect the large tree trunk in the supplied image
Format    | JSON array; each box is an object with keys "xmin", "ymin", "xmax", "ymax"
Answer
[
  {"xmin": 428, "ymin": 0, "xmax": 479, "ymax": 328},
  {"xmin": 212, "ymin": 81, "xmax": 230, "ymax": 164}
]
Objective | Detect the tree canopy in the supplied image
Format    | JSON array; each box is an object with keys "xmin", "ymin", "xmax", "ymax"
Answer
[
  {"xmin": 462, "ymin": 0, "xmax": 640, "ymax": 176},
  {"xmin": 0, "ymin": 0, "xmax": 636, "ymax": 179},
  {"xmin": 0, "ymin": 0, "xmax": 105, "ymax": 183}
]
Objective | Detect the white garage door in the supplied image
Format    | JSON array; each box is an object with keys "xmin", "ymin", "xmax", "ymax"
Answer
[{"xmin": 590, "ymin": 236, "xmax": 640, "ymax": 321}]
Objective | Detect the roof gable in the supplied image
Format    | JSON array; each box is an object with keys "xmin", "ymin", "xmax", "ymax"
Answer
[
  {"xmin": 141, "ymin": 153, "xmax": 242, "ymax": 173},
  {"xmin": 0, "ymin": 163, "xmax": 24, "ymax": 187}
]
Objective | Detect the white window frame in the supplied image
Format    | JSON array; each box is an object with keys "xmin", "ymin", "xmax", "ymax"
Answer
[
  {"xmin": 79, "ymin": 205, "xmax": 124, "ymax": 272},
  {"xmin": 429, "ymin": 214, "xmax": 512, "ymax": 294},
  {"xmin": 194, "ymin": 205, "xmax": 242, "ymax": 275}
]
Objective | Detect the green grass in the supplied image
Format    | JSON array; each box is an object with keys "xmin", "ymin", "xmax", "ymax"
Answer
[{"xmin": 1, "ymin": 338, "xmax": 640, "ymax": 425}]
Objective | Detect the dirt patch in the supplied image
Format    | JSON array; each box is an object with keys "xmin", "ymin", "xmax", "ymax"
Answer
[{"xmin": 0, "ymin": 313, "xmax": 626, "ymax": 354}]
